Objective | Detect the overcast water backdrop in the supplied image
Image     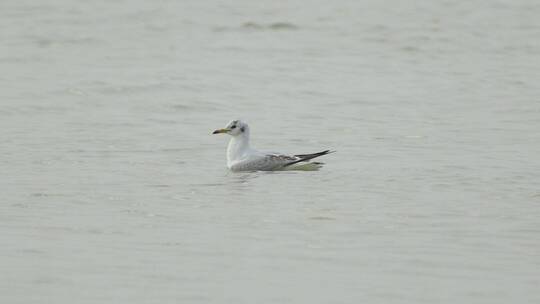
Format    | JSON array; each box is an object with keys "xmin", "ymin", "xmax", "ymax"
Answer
[{"xmin": 1, "ymin": 0, "xmax": 540, "ymax": 303}]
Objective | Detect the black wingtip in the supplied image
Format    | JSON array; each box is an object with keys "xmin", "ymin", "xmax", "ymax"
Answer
[
  {"xmin": 294, "ymin": 150, "xmax": 335, "ymax": 158},
  {"xmin": 285, "ymin": 149, "xmax": 336, "ymax": 167}
]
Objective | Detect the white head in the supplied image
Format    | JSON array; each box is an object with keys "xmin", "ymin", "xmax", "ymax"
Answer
[{"xmin": 212, "ymin": 119, "xmax": 249, "ymax": 137}]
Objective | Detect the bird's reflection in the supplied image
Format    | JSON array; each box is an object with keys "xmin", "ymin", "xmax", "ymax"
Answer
[{"xmin": 227, "ymin": 171, "xmax": 261, "ymax": 184}]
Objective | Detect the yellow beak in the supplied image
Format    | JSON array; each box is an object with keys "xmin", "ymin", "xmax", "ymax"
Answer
[{"xmin": 212, "ymin": 128, "xmax": 229, "ymax": 134}]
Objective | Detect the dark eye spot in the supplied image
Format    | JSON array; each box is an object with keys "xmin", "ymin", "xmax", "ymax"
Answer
[
  {"xmin": 231, "ymin": 125, "xmax": 236, "ymax": 129},
  {"xmin": 240, "ymin": 127, "xmax": 245, "ymax": 132}
]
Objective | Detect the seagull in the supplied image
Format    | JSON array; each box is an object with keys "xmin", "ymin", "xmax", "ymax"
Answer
[{"xmin": 212, "ymin": 120, "xmax": 334, "ymax": 171}]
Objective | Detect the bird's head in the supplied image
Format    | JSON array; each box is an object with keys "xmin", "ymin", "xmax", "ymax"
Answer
[{"xmin": 212, "ymin": 119, "xmax": 249, "ymax": 137}]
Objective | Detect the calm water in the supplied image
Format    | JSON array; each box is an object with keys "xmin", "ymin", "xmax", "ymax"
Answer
[{"xmin": 2, "ymin": 0, "xmax": 539, "ymax": 303}]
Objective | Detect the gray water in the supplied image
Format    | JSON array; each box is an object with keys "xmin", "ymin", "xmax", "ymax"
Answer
[{"xmin": 2, "ymin": 0, "xmax": 540, "ymax": 303}]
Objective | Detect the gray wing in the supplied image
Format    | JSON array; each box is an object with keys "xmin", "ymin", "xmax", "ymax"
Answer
[
  {"xmin": 230, "ymin": 150, "xmax": 333, "ymax": 171},
  {"xmin": 230, "ymin": 154, "xmax": 299, "ymax": 171}
]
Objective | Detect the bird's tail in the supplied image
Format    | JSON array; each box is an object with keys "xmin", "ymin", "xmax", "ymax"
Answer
[{"xmin": 283, "ymin": 150, "xmax": 335, "ymax": 167}]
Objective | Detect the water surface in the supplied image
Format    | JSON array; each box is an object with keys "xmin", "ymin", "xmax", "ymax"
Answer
[{"xmin": 1, "ymin": 0, "xmax": 539, "ymax": 303}]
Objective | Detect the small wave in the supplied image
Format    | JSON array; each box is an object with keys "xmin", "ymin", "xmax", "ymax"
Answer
[
  {"xmin": 29, "ymin": 35, "xmax": 101, "ymax": 48},
  {"xmin": 215, "ymin": 22, "xmax": 299, "ymax": 32},
  {"xmin": 267, "ymin": 22, "xmax": 298, "ymax": 30},
  {"xmin": 95, "ymin": 82, "xmax": 168, "ymax": 95},
  {"xmin": 242, "ymin": 21, "xmax": 299, "ymax": 30}
]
